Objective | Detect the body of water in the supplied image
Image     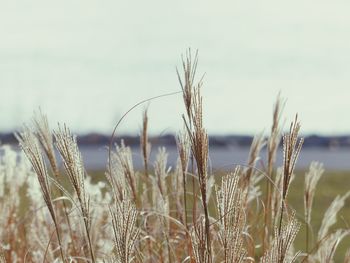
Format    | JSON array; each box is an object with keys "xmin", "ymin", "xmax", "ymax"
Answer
[{"xmin": 78, "ymin": 145, "xmax": 350, "ymax": 172}]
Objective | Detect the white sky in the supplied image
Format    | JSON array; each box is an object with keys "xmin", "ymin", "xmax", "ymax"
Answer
[{"xmin": 1, "ymin": 0, "xmax": 350, "ymax": 135}]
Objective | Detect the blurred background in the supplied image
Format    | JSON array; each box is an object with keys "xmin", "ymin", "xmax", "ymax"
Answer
[{"xmin": 1, "ymin": 0, "xmax": 350, "ymax": 169}]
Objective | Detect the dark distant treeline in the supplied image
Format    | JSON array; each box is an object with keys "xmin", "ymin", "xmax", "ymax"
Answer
[{"xmin": 1, "ymin": 132, "xmax": 350, "ymax": 148}]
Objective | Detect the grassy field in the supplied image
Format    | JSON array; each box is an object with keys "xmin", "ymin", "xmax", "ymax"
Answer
[
  {"xmin": 86, "ymin": 168, "xmax": 350, "ymax": 262},
  {"xmin": 289, "ymin": 170, "xmax": 350, "ymax": 262},
  {"xmin": 14, "ymin": 165, "xmax": 350, "ymax": 262}
]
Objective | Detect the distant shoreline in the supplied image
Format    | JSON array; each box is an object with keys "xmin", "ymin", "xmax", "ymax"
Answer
[{"xmin": 2, "ymin": 132, "xmax": 350, "ymax": 149}]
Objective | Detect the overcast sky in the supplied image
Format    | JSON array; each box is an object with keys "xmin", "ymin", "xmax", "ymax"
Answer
[{"xmin": 1, "ymin": 0, "xmax": 350, "ymax": 135}]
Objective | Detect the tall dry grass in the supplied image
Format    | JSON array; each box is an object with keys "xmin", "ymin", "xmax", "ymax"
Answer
[{"xmin": 0, "ymin": 50, "xmax": 349, "ymax": 262}]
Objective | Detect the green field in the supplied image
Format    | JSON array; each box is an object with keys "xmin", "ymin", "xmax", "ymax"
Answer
[
  {"xmin": 288, "ymin": 170, "xmax": 350, "ymax": 262},
  {"xmin": 86, "ymin": 168, "xmax": 350, "ymax": 261}
]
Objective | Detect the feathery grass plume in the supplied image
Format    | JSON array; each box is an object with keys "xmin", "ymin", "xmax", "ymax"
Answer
[
  {"xmin": 304, "ymin": 162, "xmax": 324, "ymax": 225},
  {"xmin": 244, "ymin": 132, "xmax": 265, "ymax": 186},
  {"xmin": 16, "ymin": 126, "xmax": 65, "ymax": 262},
  {"xmin": 173, "ymin": 154, "xmax": 192, "ymax": 258},
  {"xmin": 176, "ymin": 49, "xmax": 199, "ymax": 122},
  {"xmin": 282, "ymin": 115, "xmax": 303, "ymax": 200},
  {"xmin": 151, "ymin": 180, "xmax": 172, "ymax": 262},
  {"xmin": 177, "ymin": 50, "xmax": 212, "ymax": 262},
  {"xmin": 54, "ymin": 124, "xmax": 95, "ymax": 263},
  {"xmin": 178, "ymin": 50, "xmax": 211, "ymax": 260},
  {"xmin": 313, "ymin": 229, "xmax": 350, "ymax": 263},
  {"xmin": 139, "ymin": 108, "xmax": 155, "ymax": 261},
  {"xmin": 318, "ymin": 191, "xmax": 350, "ymax": 241},
  {"xmin": 243, "ymin": 132, "xmax": 266, "ymax": 203},
  {"xmin": 32, "ymin": 110, "xmax": 78, "ymax": 255},
  {"xmin": 270, "ymin": 167, "xmax": 283, "ymax": 225},
  {"xmin": 176, "ymin": 130, "xmax": 190, "ymax": 226},
  {"xmin": 279, "ymin": 115, "xmax": 303, "ymax": 233},
  {"xmin": 150, "ymin": 149, "xmax": 171, "ymax": 261},
  {"xmin": 172, "ymin": 159, "xmax": 184, "ymax": 217},
  {"xmin": 32, "ymin": 109, "xmax": 59, "ymax": 177},
  {"xmin": 304, "ymin": 162, "xmax": 324, "ymax": 251},
  {"xmin": 140, "ymin": 107, "xmax": 151, "ymax": 178},
  {"xmin": 216, "ymin": 168, "xmax": 246, "ymax": 263},
  {"xmin": 154, "ymin": 147, "xmax": 169, "ymax": 199},
  {"xmin": 267, "ymin": 94, "xmax": 285, "ymax": 178},
  {"xmin": 106, "ymin": 146, "xmax": 129, "ymax": 203},
  {"xmin": 285, "ymin": 244, "xmax": 297, "ymax": 263},
  {"xmin": 261, "ymin": 211, "xmax": 300, "ymax": 263},
  {"xmin": 110, "ymin": 200, "xmax": 139, "ymax": 263},
  {"xmin": 153, "ymin": 148, "xmax": 175, "ymax": 262},
  {"xmin": 245, "ymin": 172, "xmax": 264, "ymax": 205},
  {"xmin": 109, "ymin": 141, "xmax": 137, "ymax": 203},
  {"xmin": 171, "ymin": 160, "xmax": 189, "ymax": 240},
  {"xmin": 84, "ymin": 176, "xmax": 114, "ymax": 257},
  {"xmin": 264, "ymin": 94, "xmax": 284, "ymax": 250},
  {"xmin": 191, "ymin": 216, "xmax": 211, "ymax": 263},
  {"xmin": 183, "ymin": 84, "xmax": 212, "ymax": 261},
  {"xmin": 177, "ymin": 49, "xmax": 201, "ymax": 227}
]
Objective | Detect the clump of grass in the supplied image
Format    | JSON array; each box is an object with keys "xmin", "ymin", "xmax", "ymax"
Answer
[
  {"xmin": 216, "ymin": 168, "xmax": 246, "ymax": 263},
  {"xmin": 0, "ymin": 50, "xmax": 349, "ymax": 262},
  {"xmin": 54, "ymin": 124, "xmax": 96, "ymax": 262},
  {"xmin": 110, "ymin": 199, "xmax": 140, "ymax": 263},
  {"xmin": 304, "ymin": 162, "xmax": 324, "ymax": 252},
  {"xmin": 261, "ymin": 211, "xmax": 300, "ymax": 263},
  {"xmin": 16, "ymin": 126, "xmax": 65, "ymax": 262}
]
